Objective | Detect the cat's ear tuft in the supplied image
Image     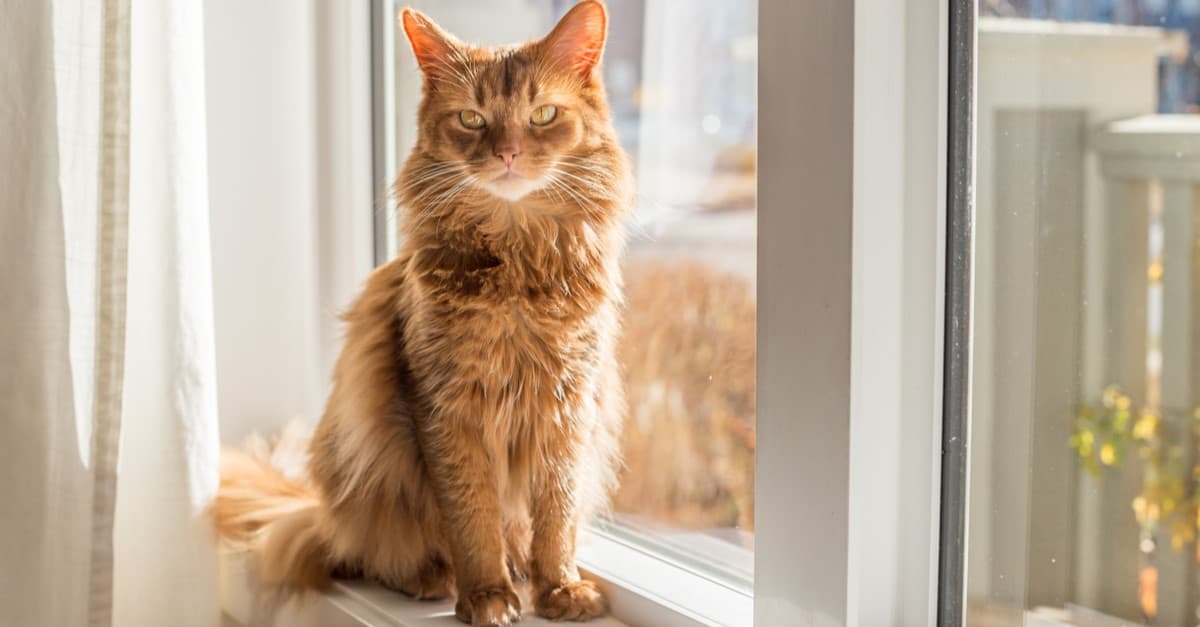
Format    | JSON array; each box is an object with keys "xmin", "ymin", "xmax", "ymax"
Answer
[
  {"xmin": 400, "ymin": 8, "xmax": 461, "ymax": 80},
  {"xmin": 543, "ymin": 0, "xmax": 607, "ymax": 78}
]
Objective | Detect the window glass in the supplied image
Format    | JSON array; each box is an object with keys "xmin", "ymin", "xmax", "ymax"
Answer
[
  {"xmin": 379, "ymin": 0, "xmax": 757, "ymax": 585},
  {"xmin": 967, "ymin": 2, "xmax": 1200, "ymax": 623}
]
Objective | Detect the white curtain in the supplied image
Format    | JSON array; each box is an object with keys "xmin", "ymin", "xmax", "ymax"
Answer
[{"xmin": 0, "ymin": 0, "xmax": 220, "ymax": 625}]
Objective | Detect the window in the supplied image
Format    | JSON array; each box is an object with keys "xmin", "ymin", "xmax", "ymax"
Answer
[
  {"xmin": 372, "ymin": 0, "xmax": 757, "ymax": 591},
  {"xmin": 955, "ymin": 1, "xmax": 1200, "ymax": 624},
  {"xmin": 214, "ymin": 0, "xmax": 953, "ymax": 624}
]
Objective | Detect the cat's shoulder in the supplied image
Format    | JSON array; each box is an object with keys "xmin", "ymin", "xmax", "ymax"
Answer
[{"xmin": 364, "ymin": 253, "xmax": 411, "ymax": 290}]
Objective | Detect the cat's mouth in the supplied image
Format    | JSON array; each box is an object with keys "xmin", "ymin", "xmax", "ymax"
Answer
[
  {"xmin": 479, "ymin": 169, "xmax": 544, "ymax": 202},
  {"xmin": 494, "ymin": 171, "xmax": 525, "ymax": 182}
]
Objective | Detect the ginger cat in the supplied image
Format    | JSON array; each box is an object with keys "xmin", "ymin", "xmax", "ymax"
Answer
[{"xmin": 212, "ymin": 2, "xmax": 630, "ymax": 624}]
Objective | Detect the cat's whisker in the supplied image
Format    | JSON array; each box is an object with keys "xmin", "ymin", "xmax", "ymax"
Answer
[
  {"xmin": 557, "ymin": 154, "xmax": 612, "ymax": 168},
  {"xmin": 400, "ymin": 180, "xmax": 459, "ymax": 201},
  {"xmin": 541, "ymin": 177, "xmax": 574, "ymax": 211},
  {"xmin": 557, "ymin": 154, "xmax": 617, "ymax": 173},
  {"xmin": 547, "ymin": 160, "xmax": 614, "ymax": 189},
  {"xmin": 558, "ymin": 167, "xmax": 613, "ymax": 184},
  {"xmin": 409, "ymin": 175, "xmax": 478, "ymax": 229},
  {"xmin": 544, "ymin": 173, "xmax": 603, "ymax": 219},
  {"xmin": 401, "ymin": 180, "xmax": 477, "ymax": 231},
  {"xmin": 539, "ymin": 178, "xmax": 570, "ymax": 207},
  {"xmin": 546, "ymin": 168, "xmax": 613, "ymax": 207},
  {"xmin": 396, "ymin": 167, "xmax": 465, "ymax": 192},
  {"xmin": 428, "ymin": 180, "xmax": 475, "ymax": 215},
  {"xmin": 398, "ymin": 168, "xmax": 471, "ymax": 203},
  {"xmin": 400, "ymin": 161, "xmax": 465, "ymax": 179}
]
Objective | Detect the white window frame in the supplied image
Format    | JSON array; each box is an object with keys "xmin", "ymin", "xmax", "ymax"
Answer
[
  {"xmin": 213, "ymin": 0, "xmax": 966, "ymax": 624},
  {"xmin": 845, "ymin": 0, "xmax": 956, "ymax": 624}
]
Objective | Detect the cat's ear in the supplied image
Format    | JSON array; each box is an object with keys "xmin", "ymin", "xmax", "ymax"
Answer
[
  {"xmin": 542, "ymin": 1, "xmax": 607, "ymax": 78},
  {"xmin": 400, "ymin": 8, "xmax": 462, "ymax": 79}
]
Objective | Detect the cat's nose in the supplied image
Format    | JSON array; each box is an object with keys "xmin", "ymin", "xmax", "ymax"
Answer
[{"xmin": 495, "ymin": 144, "xmax": 520, "ymax": 169}]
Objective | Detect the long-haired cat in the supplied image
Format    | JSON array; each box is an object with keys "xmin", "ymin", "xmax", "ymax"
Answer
[{"xmin": 212, "ymin": 2, "xmax": 630, "ymax": 624}]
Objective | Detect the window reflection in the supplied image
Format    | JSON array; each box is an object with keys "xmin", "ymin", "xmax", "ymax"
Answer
[{"xmin": 969, "ymin": 2, "xmax": 1200, "ymax": 624}]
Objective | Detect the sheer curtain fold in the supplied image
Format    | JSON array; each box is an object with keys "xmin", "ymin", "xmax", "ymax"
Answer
[{"xmin": 0, "ymin": 1, "xmax": 220, "ymax": 625}]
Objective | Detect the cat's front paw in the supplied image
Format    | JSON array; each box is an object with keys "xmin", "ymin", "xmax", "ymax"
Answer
[
  {"xmin": 534, "ymin": 579, "xmax": 607, "ymax": 622},
  {"xmin": 454, "ymin": 585, "xmax": 521, "ymax": 626}
]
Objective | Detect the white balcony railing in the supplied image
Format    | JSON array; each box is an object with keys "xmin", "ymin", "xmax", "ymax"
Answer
[
  {"xmin": 971, "ymin": 17, "xmax": 1198, "ymax": 626},
  {"xmin": 1086, "ymin": 114, "xmax": 1200, "ymax": 624}
]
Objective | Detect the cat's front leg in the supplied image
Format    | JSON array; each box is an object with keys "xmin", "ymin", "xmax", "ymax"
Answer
[
  {"xmin": 530, "ymin": 450, "xmax": 607, "ymax": 621},
  {"xmin": 423, "ymin": 420, "xmax": 521, "ymax": 626}
]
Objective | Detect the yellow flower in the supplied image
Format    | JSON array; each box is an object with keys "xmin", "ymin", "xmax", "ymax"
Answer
[
  {"xmin": 1133, "ymin": 413, "xmax": 1157, "ymax": 440},
  {"xmin": 1134, "ymin": 496, "xmax": 1148, "ymax": 523},
  {"xmin": 1079, "ymin": 430, "xmax": 1095, "ymax": 456},
  {"xmin": 1117, "ymin": 395, "xmax": 1132, "ymax": 411},
  {"xmin": 1100, "ymin": 443, "xmax": 1117, "ymax": 466}
]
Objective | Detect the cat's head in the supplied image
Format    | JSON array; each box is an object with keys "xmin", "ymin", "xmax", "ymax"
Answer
[{"xmin": 399, "ymin": 1, "xmax": 622, "ymax": 208}]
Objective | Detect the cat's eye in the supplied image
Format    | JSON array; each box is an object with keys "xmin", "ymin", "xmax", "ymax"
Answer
[
  {"xmin": 459, "ymin": 110, "xmax": 486, "ymax": 129},
  {"xmin": 530, "ymin": 105, "xmax": 557, "ymax": 126}
]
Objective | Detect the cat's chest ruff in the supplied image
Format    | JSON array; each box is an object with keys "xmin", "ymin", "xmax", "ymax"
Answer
[
  {"xmin": 409, "ymin": 235, "xmax": 611, "ymax": 356},
  {"xmin": 483, "ymin": 298, "xmax": 566, "ymax": 352},
  {"xmin": 417, "ymin": 244, "xmax": 596, "ymax": 306},
  {"xmin": 459, "ymin": 286, "xmax": 595, "ymax": 376}
]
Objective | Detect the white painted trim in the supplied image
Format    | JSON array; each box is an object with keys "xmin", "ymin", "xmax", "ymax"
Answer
[
  {"xmin": 849, "ymin": 1, "xmax": 948, "ymax": 625},
  {"xmin": 756, "ymin": 0, "xmax": 854, "ymax": 625}
]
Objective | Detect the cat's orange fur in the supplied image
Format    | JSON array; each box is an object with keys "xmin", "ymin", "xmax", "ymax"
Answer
[{"xmin": 211, "ymin": 2, "xmax": 630, "ymax": 624}]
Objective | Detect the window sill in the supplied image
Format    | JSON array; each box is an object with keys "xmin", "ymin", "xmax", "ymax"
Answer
[{"xmin": 219, "ymin": 529, "xmax": 752, "ymax": 627}]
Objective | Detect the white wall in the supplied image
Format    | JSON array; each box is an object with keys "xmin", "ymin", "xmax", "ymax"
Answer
[{"xmin": 203, "ymin": 0, "xmax": 373, "ymax": 444}]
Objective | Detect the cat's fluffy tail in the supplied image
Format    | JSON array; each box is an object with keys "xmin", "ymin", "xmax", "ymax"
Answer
[{"xmin": 212, "ymin": 448, "xmax": 332, "ymax": 591}]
